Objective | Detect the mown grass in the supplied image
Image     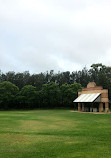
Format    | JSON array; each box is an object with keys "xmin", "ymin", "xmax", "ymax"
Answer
[{"xmin": 0, "ymin": 110, "xmax": 111, "ymax": 158}]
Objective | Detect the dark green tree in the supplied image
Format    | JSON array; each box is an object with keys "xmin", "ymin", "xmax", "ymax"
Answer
[
  {"xmin": 41, "ymin": 82, "xmax": 61, "ymax": 108},
  {"xmin": 19, "ymin": 85, "xmax": 37, "ymax": 108},
  {"xmin": 60, "ymin": 83, "xmax": 82, "ymax": 108},
  {"xmin": 0, "ymin": 81, "xmax": 19, "ymax": 109}
]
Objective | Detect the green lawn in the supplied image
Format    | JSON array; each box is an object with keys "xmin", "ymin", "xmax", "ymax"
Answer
[{"xmin": 0, "ymin": 110, "xmax": 111, "ymax": 158}]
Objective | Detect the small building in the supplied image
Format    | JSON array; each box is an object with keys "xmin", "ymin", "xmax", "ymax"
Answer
[{"xmin": 73, "ymin": 82, "xmax": 109, "ymax": 112}]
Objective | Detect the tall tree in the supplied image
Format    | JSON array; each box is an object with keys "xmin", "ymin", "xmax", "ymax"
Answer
[
  {"xmin": 19, "ymin": 85, "xmax": 37, "ymax": 108},
  {"xmin": 41, "ymin": 82, "xmax": 61, "ymax": 108},
  {"xmin": 0, "ymin": 81, "xmax": 19, "ymax": 109},
  {"xmin": 60, "ymin": 83, "xmax": 82, "ymax": 108}
]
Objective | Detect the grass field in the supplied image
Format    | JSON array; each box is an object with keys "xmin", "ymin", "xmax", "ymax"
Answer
[{"xmin": 0, "ymin": 110, "xmax": 111, "ymax": 158}]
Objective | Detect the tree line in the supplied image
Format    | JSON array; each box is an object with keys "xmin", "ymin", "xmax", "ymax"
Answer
[
  {"xmin": 0, "ymin": 81, "xmax": 81, "ymax": 109},
  {"xmin": 0, "ymin": 63, "xmax": 111, "ymax": 109}
]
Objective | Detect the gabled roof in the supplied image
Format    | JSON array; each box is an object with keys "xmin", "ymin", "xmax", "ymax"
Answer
[{"xmin": 73, "ymin": 93, "xmax": 101, "ymax": 103}]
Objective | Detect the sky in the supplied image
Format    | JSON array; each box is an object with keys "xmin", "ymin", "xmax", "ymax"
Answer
[{"xmin": 0, "ymin": 0, "xmax": 111, "ymax": 73}]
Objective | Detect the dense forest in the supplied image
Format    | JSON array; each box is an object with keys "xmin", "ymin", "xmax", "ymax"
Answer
[{"xmin": 0, "ymin": 63, "xmax": 111, "ymax": 109}]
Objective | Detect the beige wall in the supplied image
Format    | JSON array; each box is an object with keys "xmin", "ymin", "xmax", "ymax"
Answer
[
  {"xmin": 78, "ymin": 89, "xmax": 108, "ymax": 103},
  {"xmin": 77, "ymin": 82, "xmax": 109, "ymax": 112}
]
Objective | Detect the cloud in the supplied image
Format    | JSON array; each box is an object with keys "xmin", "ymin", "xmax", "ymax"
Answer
[{"xmin": 0, "ymin": 0, "xmax": 111, "ymax": 73}]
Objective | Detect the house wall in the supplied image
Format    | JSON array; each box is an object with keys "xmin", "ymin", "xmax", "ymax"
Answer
[{"xmin": 78, "ymin": 82, "xmax": 109, "ymax": 112}]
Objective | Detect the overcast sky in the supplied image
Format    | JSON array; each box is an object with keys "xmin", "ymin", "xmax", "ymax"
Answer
[{"xmin": 0, "ymin": 0, "xmax": 111, "ymax": 73}]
